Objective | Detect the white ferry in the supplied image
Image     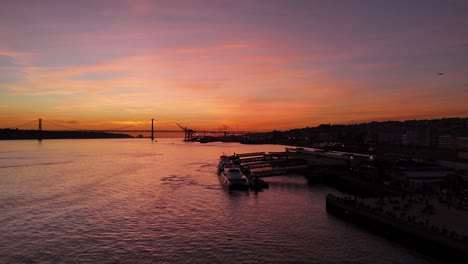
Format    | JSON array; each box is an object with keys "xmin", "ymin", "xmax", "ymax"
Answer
[{"xmin": 219, "ymin": 165, "xmax": 250, "ymax": 190}]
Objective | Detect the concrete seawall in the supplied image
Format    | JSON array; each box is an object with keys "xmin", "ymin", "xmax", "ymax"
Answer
[{"xmin": 326, "ymin": 194, "xmax": 468, "ymax": 263}]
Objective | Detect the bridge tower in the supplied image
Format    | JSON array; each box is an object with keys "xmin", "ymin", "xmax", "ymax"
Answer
[
  {"xmin": 151, "ymin": 118, "xmax": 154, "ymax": 141},
  {"xmin": 38, "ymin": 118, "xmax": 42, "ymax": 141}
]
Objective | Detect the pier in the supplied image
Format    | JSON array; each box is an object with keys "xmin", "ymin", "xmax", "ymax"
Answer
[
  {"xmin": 233, "ymin": 152, "xmax": 307, "ymax": 181},
  {"xmin": 221, "ymin": 147, "xmax": 375, "ymax": 189}
]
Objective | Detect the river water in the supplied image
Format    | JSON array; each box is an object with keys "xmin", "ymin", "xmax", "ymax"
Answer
[{"xmin": 0, "ymin": 139, "xmax": 438, "ymax": 263}]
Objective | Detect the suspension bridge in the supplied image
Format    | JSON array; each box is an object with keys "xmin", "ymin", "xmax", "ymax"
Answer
[{"xmin": 2, "ymin": 118, "xmax": 250, "ymax": 141}]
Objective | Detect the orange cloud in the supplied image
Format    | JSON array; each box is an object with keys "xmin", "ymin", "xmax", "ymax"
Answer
[{"xmin": 1, "ymin": 8, "xmax": 467, "ymax": 132}]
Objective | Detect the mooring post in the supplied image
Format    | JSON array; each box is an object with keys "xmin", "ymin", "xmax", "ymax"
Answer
[
  {"xmin": 151, "ymin": 118, "xmax": 154, "ymax": 141},
  {"xmin": 38, "ymin": 118, "xmax": 42, "ymax": 141}
]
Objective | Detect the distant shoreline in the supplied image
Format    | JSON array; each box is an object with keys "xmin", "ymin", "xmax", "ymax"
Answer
[{"xmin": 0, "ymin": 128, "xmax": 133, "ymax": 140}]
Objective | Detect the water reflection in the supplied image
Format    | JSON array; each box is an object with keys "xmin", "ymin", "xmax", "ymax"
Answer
[{"xmin": 0, "ymin": 139, "xmax": 436, "ymax": 264}]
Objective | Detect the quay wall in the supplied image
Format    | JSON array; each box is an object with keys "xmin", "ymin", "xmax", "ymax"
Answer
[
  {"xmin": 305, "ymin": 168, "xmax": 401, "ymax": 197},
  {"xmin": 326, "ymin": 194, "xmax": 468, "ymax": 263}
]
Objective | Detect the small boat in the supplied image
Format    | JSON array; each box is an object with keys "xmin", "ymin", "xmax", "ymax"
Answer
[{"xmin": 219, "ymin": 165, "xmax": 250, "ymax": 190}]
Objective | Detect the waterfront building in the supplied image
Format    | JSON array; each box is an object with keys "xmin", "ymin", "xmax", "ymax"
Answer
[
  {"xmin": 390, "ymin": 160, "xmax": 449, "ymax": 192},
  {"xmin": 402, "ymin": 127, "xmax": 437, "ymax": 148},
  {"xmin": 438, "ymin": 134, "xmax": 455, "ymax": 149},
  {"xmin": 455, "ymin": 136, "xmax": 468, "ymax": 151}
]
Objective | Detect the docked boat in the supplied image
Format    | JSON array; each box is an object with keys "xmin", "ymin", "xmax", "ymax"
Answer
[
  {"xmin": 219, "ymin": 165, "xmax": 250, "ymax": 190},
  {"xmin": 217, "ymin": 155, "xmax": 233, "ymax": 175}
]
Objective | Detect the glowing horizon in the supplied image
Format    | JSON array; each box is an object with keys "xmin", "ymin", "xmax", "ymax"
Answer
[{"xmin": 1, "ymin": 0, "xmax": 467, "ymax": 131}]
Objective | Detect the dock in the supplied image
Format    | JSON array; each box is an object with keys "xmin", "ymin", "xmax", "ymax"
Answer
[
  {"xmin": 220, "ymin": 151, "xmax": 309, "ymax": 189},
  {"xmin": 219, "ymin": 147, "xmax": 378, "ymax": 189}
]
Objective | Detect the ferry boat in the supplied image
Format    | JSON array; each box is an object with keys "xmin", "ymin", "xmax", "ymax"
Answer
[
  {"xmin": 219, "ymin": 165, "xmax": 250, "ymax": 190},
  {"xmin": 217, "ymin": 155, "xmax": 233, "ymax": 175}
]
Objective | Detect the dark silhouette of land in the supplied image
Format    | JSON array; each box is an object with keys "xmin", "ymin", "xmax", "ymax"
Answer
[
  {"xmin": 0, "ymin": 129, "xmax": 133, "ymax": 140},
  {"xmin": 200, "ymin": 117, "xmax": 468, "ymax": 161},
  {"xmin": 219, "ymin": 117, "xmax": 468, "ymax": 262},
  {"xmin": 243, "ymin": 117, "xmax": 468, "ymax": 149}
]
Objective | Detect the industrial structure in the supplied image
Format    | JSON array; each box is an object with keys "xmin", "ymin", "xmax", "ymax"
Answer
[{"xmin": 5, "ymin": 119, "xmax": 248, "ymax": 142}]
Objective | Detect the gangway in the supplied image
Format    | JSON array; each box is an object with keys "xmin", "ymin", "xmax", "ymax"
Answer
[{"xmin": 235, "ymin": 152, "xmax": 265, "ymax": 158}]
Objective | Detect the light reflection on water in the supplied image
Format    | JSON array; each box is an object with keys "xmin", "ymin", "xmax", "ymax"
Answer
[{"xmin": 0, "ymin": 139, "xmax": 437, "ymax": 263}]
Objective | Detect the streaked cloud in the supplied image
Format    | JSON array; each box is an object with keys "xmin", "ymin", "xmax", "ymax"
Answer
[{"xmin": 0, "ymin": 0, "xmax": 467, "ymax": 131}]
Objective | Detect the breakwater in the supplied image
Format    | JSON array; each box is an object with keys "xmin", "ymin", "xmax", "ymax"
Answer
[{"xmin": 326, "ymin": 194, "xmax": 468, "ymax": 263}]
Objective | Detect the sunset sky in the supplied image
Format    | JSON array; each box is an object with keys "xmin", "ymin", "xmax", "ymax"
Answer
[{"xmin": 1, "ymin": 0, "xmax": 467, "ymax": 132}]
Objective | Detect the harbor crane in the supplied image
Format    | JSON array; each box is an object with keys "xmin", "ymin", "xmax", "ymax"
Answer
[{"xmin": 176, "ymin": 123, "xmax": 195, "ymax": 141}]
